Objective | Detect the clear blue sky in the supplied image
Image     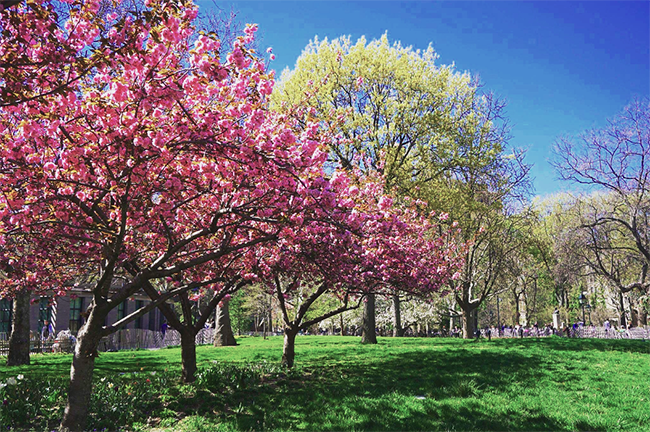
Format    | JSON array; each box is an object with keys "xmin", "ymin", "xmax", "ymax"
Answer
[{"xmin": 198, "ymin": 1, "xmax": 649, "ymax": 198}]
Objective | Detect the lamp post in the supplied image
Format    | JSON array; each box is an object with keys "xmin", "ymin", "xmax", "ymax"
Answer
[
  {"xmin": 578, "ymin": 293, "xmax": 586, "ymax": 325},
  {"xmin": 586, "ymin": 303, "xmax": 592, "ymax": 325}
]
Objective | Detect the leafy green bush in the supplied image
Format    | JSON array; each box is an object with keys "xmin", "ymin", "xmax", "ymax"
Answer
[
  {"xmin": 87, "ymin": 369, "xmax": 176, "ymax": 430},
  {"xmin": 196, "ymin": 361, "xmax": 289, "ymax": 392},
  {"xmin": 0, "ymin": 369, "xmax": 179, "ymax": 431},
  {"xmin": 0, "ymin": 361, "xmax": 294, "ymax": 431},
  {"xmin": 0, "ymin": 374, "xmax": 66, "ymax": 430}
]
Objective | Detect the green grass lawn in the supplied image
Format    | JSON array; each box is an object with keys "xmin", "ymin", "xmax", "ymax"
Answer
[{"xmin": 1, "ymin": 336, "xmax": 649, "ymax": 431}]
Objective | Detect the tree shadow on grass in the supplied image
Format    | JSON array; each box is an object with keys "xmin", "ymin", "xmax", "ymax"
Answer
[{"xmin": 217, "ymin": 346, "xmax": 600, "ymax": 431}]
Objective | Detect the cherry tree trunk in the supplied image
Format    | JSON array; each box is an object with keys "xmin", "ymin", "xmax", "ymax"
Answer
[
  {"xmin": 392, "ymin": 294, "xmax": 404, "ymax": 337},
  {"xmin": 361, "ymin": 293, "xmax": 377, "ymax": 344},
  {"xmin": 213, "ymin": 301, "xmax": 237, "ymax": 347},
  {"xmin": 7, "ymin": 290, "xmax": 30, "ymax": 366},
  {"xmin": 281, "ymin": 328, "xmax": 298, "ymax": 368},
  {"xmin": 60, "ymin": 312, "xmax": 104, "ymax": 431},
  {"xmin": 180, "ymin": 329, "xmax": 198, "ymax": 383}
]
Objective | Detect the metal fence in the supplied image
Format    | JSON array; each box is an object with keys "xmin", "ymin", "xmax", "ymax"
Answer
[
  {"xmin": 0, "ymin": 337, "xmax": 58, "ymax": 356},
  {"xmin": 97, "ymin": 328, "xmax": 215, "ymax": 351}
]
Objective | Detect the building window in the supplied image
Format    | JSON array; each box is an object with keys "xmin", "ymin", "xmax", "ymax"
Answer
[
  {"xmin": 38, "ymin": 298, "xmax": 52, "ymax": 334},
  {"xmin": 69, "ymin": 297, "xmax": 84, "ymax": 334},
  {"xmin": 0, "ymin": 299, "xmax": 12, "ymax": 334},
  {"xmin": 159, "ymin": 308, "xmax": 166, "ymax": 333},
  {"xmin": 148, "ymin": 304, "xmax": 157, "ymax": 331},
  {"xmin": 135, "ymin": 300, "xmax": 144, "ymax": 329},
  {"xmin": 117, "ymin": 301, "xmax": 126, "ymax": 320}
]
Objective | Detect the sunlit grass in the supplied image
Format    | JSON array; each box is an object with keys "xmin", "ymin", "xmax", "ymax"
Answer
[{"xmin": 1, "ymin": 336, "xmax": 649, "ymax": 431}]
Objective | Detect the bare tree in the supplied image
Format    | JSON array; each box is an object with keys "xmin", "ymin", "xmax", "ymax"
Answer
[
  {"xmin": 554, "ymin": 98, "xmax": 650, "ymax": 271},
  {"xmin": 554, "ymin": 99, "xmax": 650, "ymax": 324}
]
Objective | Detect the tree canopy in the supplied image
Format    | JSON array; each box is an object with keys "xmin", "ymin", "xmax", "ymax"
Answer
[{"xmin": 0, "ymin": 1, "xmax": 466, "ymax": 428}]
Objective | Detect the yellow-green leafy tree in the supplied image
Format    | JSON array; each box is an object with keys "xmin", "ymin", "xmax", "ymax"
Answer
[{"xmin": 272, "ymin": 34, "xmax": 530, "ymax": 339}]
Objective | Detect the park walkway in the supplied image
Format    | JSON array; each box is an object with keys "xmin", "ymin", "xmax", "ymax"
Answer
[{"xmin": 482, "ymin": 326, "xmax": 650, "ymax": 340}]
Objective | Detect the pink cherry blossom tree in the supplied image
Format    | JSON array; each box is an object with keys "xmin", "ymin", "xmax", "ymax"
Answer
[
  {"xmin": 0, "ymin": 0, "xmax": 341, "ymax": 428},
  {"xmin": 253, "ymin": 172, "xmax": 465, "ymax": 367}
]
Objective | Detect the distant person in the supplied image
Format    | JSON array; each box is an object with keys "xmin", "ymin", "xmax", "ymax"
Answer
[
  {"xmin": 572, "ymin": 322, "xmax": 578, "ymax": 337},
  {"xmin": 161, "ymin": 321, "xmax": 168, "ymax": 336},
  {"xmin": 41, "ymin": 320, "xmax": 53, "ymax": 341},
  {"xmin": 486, "ymin": 326, "xmax": 492, "ymax": 341}
]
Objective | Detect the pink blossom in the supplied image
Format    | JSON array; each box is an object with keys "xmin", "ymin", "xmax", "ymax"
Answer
[
  {"xmin": 244, "ymin": 23, "xmax": 259, "ymax": 36},
  {"xmin": 108, "ymin": 82, "xmax": 129, "ymax": 103},
  {"xmin": 378, "ymin": 196, "xmax": 393, "ymax": 210}
]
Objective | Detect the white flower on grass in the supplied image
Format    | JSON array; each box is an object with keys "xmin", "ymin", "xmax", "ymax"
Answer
[
  {"xmin": 0, "ymin": 383, "xmax": 6, "ymax": 389},
  {"xmin": 6, "ymin": 377, "xmax": 17, "ymax": 385},
  {"xmin": 16, "ymin": 374, "xmax": 24, "ymax": 380}
]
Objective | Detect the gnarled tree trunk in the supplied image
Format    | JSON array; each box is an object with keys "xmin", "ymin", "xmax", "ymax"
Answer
[
  {"xmin": 631, "ymin": 307, "xmax": 639, "ymax": 327},
  {"xmin": 461, "ymin": 306, "xmax": 478, "ymax": 339},
  {"xmin": 214, "ymin": 301, "xmax": 237, "ymax": 346},
  {"xmin": 456, "ymin": 291, "xmax": 479, "ymax": 339},
  {"xmin": 361, "ymin": 293, "xmax": 377, "ymax": 344},
  {"xmin": 7, "ymin": 290, "xmax": 30, "ymax": 366},
  {"xmin": 392, "ymin": 294, "xmax": 403, "ymax": 337},
  {"xmin": 619, "ymin": 291, "xmax": 627, "ymax": 328},
  {"xmin": 281, "ymin": 327, "xmax": 298, "ymax": 368},
  {"xmin": 640, "ymin": 309, "xmax": 648, "ymax": 326},
  {"xmin": 60, "ymin": 309, "xmax": 104, "ymax": 431}
]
